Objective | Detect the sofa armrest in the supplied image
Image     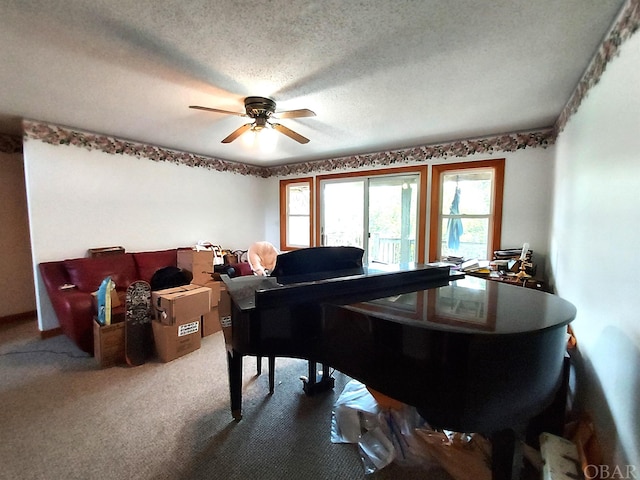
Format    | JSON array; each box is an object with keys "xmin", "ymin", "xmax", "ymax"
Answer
[
  {"xmin": 48, "ymin": 288, "xmax": 96, "ymax": 354},
  {"xmin": 39, "ymin": 261, "xmax": 72, "ymax": 292}
]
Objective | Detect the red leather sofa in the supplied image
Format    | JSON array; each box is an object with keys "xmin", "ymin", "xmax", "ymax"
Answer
[{"xmin": 39, "ymin": 249, "xmax": 179, "ymax": 354}]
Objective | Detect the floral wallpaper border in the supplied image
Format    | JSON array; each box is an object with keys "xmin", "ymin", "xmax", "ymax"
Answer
[
  {"xmin": 13, "ymin": 0, "xmax": 639, "ymax": 175},
  {"xmin": 22, "ymin": 120, "xmax": 553, "ymax": 178},
  {"xmin": 554, "ymin": 0, "xmax": 639, "ymax": 135},
  {"xmin": 22, "ymin": 121, "xmax": 271, "ymax": 178},
  {"xmin": 268, "ymin": 130, "xmax": 555, "ymax": 177}
]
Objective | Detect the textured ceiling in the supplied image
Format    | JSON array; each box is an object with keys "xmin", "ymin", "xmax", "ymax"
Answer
[{"xmin": 0, "ymin": 0, "xmax": 626, "ymax": 166}]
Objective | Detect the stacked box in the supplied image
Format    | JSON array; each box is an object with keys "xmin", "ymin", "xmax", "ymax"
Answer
[
  {"xmin": 177, "ymin": 249, "xmax": 215, "ymax": 286},
  {"xmin": 151, "ymin": 284, "xmax": 211, "ymax": 362},
  {"xmin": 152, "ymin": 319, "xmax": 201, "ymax": 363},
  {"xmin": 197, "ymin": 280, "xmax": 222, "ymax": 336},
  {"xmin": 152, "ymin": 284, "xmax": 211, "ymax": 325},
  {"xmin": 93, "ymin": 318, "xmax": 125, "ymax": 368}
]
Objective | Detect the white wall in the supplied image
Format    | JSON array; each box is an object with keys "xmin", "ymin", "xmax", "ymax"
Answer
[
  {"xmin": 551, "ymin": 32, "xmax": 640, "ymax": 467},
  {"xmin": 0, "ymin": 152, "xmax": 36, "ymax": 317},
  {"xmin": 23, "ymin": 140, "xmax": 269, "ymax": 331},
  {"xmin": 275, "ymin": 147, "xmax": 556, "ymax": 269},
  {"xmin": 260, "ymin": 175, "xmax": 281, "ymax": 244},
  {"xmin": 433, "ymin": 148, "xmax": 555, "ymax": 270},
  {"xmin": 24, "ymin": 132, "xmax": 555, "ymax": 333}
]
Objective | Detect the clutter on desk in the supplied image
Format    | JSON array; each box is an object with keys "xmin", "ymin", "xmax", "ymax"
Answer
[
  {"xmin": 439, "ymin": 256, "xmax": 491, "ymax": 273},
  {"xmin": 492, "ymin": 246, "xmax": 536, "ymax": 276}
]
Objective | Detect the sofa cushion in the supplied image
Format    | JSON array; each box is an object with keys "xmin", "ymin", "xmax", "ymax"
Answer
[
  {"xmin": 233, "ymin": 262, "xmax": 253, "ymax": 276},
  {"xmin": 133, "ymin": 249, "xmax": 177, "ymax": 283},
  {"xmin": 64, "ymin": 254, "xmax": 138, "ymax": 293}
]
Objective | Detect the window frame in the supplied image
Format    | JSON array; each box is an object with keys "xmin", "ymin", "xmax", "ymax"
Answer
[
  {"xmin": 279, "ymin": 177, "xmax": 314, "ymax": 251},
  {"xmin": 428, "ymin": 159, "xmax": 505, "ymax": 262},
  {"xmin": 315, "ymin": 166, "xmax": 428, "ymax": 263},
  {"xmin": 279, "ymin": 159, "xmax": 504, "ymax": 263}
]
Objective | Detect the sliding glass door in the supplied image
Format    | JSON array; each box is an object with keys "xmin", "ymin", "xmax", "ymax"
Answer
[
  {"xmin": 319, "ymin": 174, "xmax": 419, "ymax": 265},
  {"xmin": 368, "ymin": 175, "xmax": 418, "ymax": 264},
  {"xmin": 320, "ymin": 179, "xmax": 365, "ymax": 248}
]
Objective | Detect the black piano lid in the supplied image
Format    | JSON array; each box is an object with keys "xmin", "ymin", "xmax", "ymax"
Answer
[
  {"xmin": 333, "ymin": 275, "xmax": 576, "ymax": 335},
  {"xmin": 222, "ymin": 263, "xmax": 460, "ymax": 311}
]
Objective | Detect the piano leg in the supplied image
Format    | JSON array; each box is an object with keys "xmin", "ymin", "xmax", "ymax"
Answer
[
  {"xmin": 307, "ymin": 360, "xmax": 316, "ymax": 390},
  {"xmin": 490, "ymin": 428, "xmax": 524, "ymax": 480},
  {"xmin": 257, "ymin": 356, "xmax": 277, "ymax": 394},
  {"xmin": 320, "ymin": 364, "xmax": 333, "ymax": 386},
  {"xmin": 227, "ymin": 350, "xmax": 243, "ymax": 421},
  {"xmin": 268, "ymin": 356, "xmax": 275, "ymax": 394}
]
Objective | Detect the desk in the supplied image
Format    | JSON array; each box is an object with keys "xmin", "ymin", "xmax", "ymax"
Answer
[{"xmin": 467, "ymin": 271, "xmax": 548, "ymax": 292}]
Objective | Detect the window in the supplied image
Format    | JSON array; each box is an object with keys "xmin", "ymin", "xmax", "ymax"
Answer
[
  {"xmin": 429, "ymin": 159, "xmax": 504, "ymax": 262},
  {"xmin": 316, "ymin": 166, "xmax": 427, "ymax": 264},
  {"xmin": 279, "ymin": 178, "xmax": 313, "ymax": 250},
  {"xmin": 279, "ymin": 160, "xmax": 502, "ymax": 264}
]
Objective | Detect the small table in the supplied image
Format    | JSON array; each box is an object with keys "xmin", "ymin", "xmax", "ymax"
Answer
[{"xmin": 467, "ymin": 271, "xmax": 548, "ymax": 292}]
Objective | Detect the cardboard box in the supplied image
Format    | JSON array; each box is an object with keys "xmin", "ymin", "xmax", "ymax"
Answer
[
  {"xmin": 152, "ymin": 284, "xmax": 211, "ymax": 325},
  {"xmin": 219, "ymin": 284, "xmax": 231, "ymax": 316},
  {"xmin": 193, "ymin": 279, "xmax": 221, "ymax": 307},
  {"xmin": 93, "ymin": 318, "xmax": 125, "ymax": 368},
  {"xmin": 152, "ymin": 317, "xmax": 201, "ymax": 362},
  {"xmin": 177, "ymin": 249, "xmax": 216, "ymax": 286},
  {"xmin": 192, "ymin": 281, "xmax": 220, "ymax": 339},
  {"xmin": 198, "ymin": 282, "xmax": 224, "ymax": 336},
  {"xmin": 92, "ymin": 287, "xmax": 122, "ymax": 308},
  {"xmin": 201, "ymin": 306, "xmax": 221, "ymax": 336}
]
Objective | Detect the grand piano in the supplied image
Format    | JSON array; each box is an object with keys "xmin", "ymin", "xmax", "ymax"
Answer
[{"xmin": 221, "ymin": 247, "xmax": 576, "ymax": 479}]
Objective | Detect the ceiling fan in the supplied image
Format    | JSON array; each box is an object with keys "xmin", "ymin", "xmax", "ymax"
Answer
[{"xmin": 189, "ymin": 96, "xmax": 315, "ymax": 144}]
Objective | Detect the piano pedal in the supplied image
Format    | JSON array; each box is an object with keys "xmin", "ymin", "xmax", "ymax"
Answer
[{"xmin": 301, "ymin": 373, "xmax": 335, "ymax": 396}]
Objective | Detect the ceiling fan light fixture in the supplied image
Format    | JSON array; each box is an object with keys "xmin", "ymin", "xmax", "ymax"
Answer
[
  {"xmin": 251, "ymin": 117, "xmax": 269, "ymax": 132},
  {"xmin": 243, "ymin": 124, "xmax": 278, "ymax": 151},
  {"xmin": 190, "ymin": 96, "xmax": 315, "ymax": 144},
  {"xmin": 259, "ymin": 127, "xmax": 278, "ymax": 152}
]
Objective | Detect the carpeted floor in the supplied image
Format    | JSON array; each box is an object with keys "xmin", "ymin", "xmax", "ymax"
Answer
[{"xmin": 0, "ymin": 319, "xmax": 454, "ymax": 480}]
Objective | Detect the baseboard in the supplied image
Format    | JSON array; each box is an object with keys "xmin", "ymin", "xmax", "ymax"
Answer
[
  {"xmin": 0, "ymin": 311, "xmax": 63, "ymax": 339},
  {"xmin": 41, "ymin": 327, "xmax": 62, "ymax": 339},
  {"xmin": 0, "ymin": 310, "xmax": 37, "ymax": 325}
]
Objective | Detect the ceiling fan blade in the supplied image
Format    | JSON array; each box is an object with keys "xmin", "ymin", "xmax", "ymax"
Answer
[
  {"xmin": 221, "ymin": 123, "xmax": 253, "ymax": 143},
  {"xmin": 274, "ymin": 108, "xmax": 316, "ymax": 119},
  {"xmin": 271, "ymin": 123, "xmax": 310, "ymax": 144},
  {"xmin": 189, "ymin": 105, "xmax": 247, "ymax": 117}
]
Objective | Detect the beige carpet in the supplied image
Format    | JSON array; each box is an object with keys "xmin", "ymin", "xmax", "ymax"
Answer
[{"xmin": 0, "ymin": 320, "xmax": 453, "ymax": 480}]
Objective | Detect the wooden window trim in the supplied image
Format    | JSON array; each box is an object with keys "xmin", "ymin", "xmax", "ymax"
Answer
[
  {"xmin": 428, "ymin": 159, "xmax": 505, "ymax": 262},
  {"xmin": 279, "ymin": 177, "xmax": 314, "ymax": 251},
  {"xmin": 314, "ymin": 166, "xmax": 428, "ymax": 263}
]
